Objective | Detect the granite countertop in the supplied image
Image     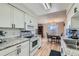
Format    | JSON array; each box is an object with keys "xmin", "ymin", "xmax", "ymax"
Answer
[
  {"xmin": 61, "ymin": 37, "xmax": 79, "ymax": 56},
  {"xmin": 0, "ymin": 37, "xmax": 29, "ymax": 51}
]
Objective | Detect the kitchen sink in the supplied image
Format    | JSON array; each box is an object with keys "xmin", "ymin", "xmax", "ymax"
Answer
[
  {"xmin": 64, "ymin": 39, "xmax": 77, "ymax": 49},
  {"xmin": 67, "ymin": 44, "xmax": 77, "ymax": 49},
  {"xmin": 64, "ymin": 39, "xmax": 77, "ymax": 45}
]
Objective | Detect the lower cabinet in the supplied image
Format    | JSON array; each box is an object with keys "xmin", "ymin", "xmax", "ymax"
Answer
[
  {"xmin": 0, "ymin": 40, "xmax": 29, "ymax": 56},
  {"xmin": 5, "ymin": 50, "xmax": 17, "ymax": 56},
  {"xmin": 19, "ymin": 41, "xmax": 29, "ymax": 56}
]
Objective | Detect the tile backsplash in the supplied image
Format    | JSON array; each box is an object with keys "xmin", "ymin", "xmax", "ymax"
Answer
[{"xmin": 0, "ymin": 28, "xmax": 21, "ymax": 38}]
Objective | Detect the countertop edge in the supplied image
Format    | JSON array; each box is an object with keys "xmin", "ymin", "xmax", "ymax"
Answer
[{"xmin": 0, "ymin": 39, "xmax": 29, "ymax": 51}]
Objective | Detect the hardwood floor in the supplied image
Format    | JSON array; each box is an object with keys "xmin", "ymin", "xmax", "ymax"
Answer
[{"xmin": 34, "ymin": 38, "xmax": 61, "ymax": 56}]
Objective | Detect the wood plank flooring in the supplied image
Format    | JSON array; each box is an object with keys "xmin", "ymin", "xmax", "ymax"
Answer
[{"xmin": 34, "ymin": 38, "xmax": 61, "ymax": 56}]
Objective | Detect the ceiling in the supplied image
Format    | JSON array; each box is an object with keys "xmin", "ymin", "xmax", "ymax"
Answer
[{"xmin": 22, "ymin": 3, "xmax": 71, "ymax": 16}]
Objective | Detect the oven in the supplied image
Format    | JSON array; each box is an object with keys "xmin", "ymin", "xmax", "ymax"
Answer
[{"xmin": 30, "ymin": 37, "xmax": 39, "ymax": 53}]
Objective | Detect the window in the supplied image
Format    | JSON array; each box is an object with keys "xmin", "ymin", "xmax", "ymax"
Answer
[{"xmin": 48, "ymin": 24, "xmax": 58, "ymax": 33}]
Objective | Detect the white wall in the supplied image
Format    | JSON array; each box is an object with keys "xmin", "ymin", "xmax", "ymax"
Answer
[
  {"xmin": 38, "ymin": 17, "xmax": 66, "ymax": 24},
  {"xmin": 42, "ymin": 22, "xmax": 64, "ymax": 38}
]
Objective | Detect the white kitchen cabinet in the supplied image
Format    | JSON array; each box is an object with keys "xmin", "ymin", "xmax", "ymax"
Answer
[
  {"xmin": 71, "ymin": 4, "xmax": 79, "ymax": 29},
  {"xmin": 71, "ymin": 17, "xmax": 79, "ymax": 29},
  {"xmin": 25, "ymin": 14, "xmax": 34, "ymax": 30},
  {"xmin": 25, "ymin": 14, "xmax": 33, "ymax": 26},
  {"xmin": 33, "ymin": 18, "xmax": 38, "ymax": 29},
  {"xmin": 19, "ymin": 41, "xmax": 29, "ymax": 56},
  {"xmin": 30, "ymin": 17, "xmax": 37, "ymax": 29},
  {"xmin": 25, "ymin": 14, "xmax": 30, "ymax": 30},
  {"xmin": 0, "ymin": 44, "xmax": 17, "ymax": 56},
  {"xmin": 75, "ymin": 4, "xmax": 79, "ymax": 12},
  {"xmin": 0, "ymin": 4, "xmax": 25, "ymax": 28},
  {"xmin": 25, "ymin": 14, "xmax": 38, "ymax": 30},
  {"xmin": 25, "ymin": 14, "xmax": 30, "ymax": 26},
  {"xmin": 66, "ymin": 4, "xmax": 78, "ymax": 29},
  {"xmin": 14, "ymin": 7, "xmax": 24, "ymax": 28},
  {"xmin": 5, "ymin": 50, "xmax": 17, "ymax": 56},
  {"xmin": 0, "ymin": 4, "xmax": 11, "ymax": 28},
  {"xmin": 6, "ymin": 41, "xmax": 29, "ymax": 56},
  {"xmin": 0, "ymin": 40, "xmax": 29, "ymax": 56}
]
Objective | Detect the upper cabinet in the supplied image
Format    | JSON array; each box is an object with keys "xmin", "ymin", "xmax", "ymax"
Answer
[
  {"xmin": 25, "ymin": 14, "xmax": 37, "ymax": 30},
  {"xmin": 32, "ymin": 18, "xmax": 38, "ymax": 29},
  {"xmin": 25, "ymin": 14, "xmax": 32, "ymax": 26},
  {"xmin": 0, "ymin": 4, "xmax": 24, "ymax": 28},
  {"xmin": 13, "ymin": 7, "xmax": 24, "ymax": 28},
  {"xmin": 0, "ymin": 4, "xmax": 11, "ymax": 28},
  {"xmin": 0, "ymin": 3, "xmax": 37, "ymax": 29},
  {"xmin": 71, "ymin": 17, "xmax": 79, "ymax": 29},
  {"xmin": 66, "ymin": 4, "xmax": 79, "ymax": 29},
  {"xmin": 71, "ymin": 4, "xmax": 79, "ymax": 29}
]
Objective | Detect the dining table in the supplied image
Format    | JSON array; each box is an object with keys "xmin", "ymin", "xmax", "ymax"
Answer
[{"xmin": 47, "ymin": 34, "xmax": 61, "ymax": 43}]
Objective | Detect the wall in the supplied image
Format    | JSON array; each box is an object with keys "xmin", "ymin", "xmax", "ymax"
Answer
[
  {"xmin": 0, "ymin": 28, "xmax": 21, "ymax": 38},
  {"xmin": 42, "ymin": 22, "xmax": 64, "ymax": 38},
  {"xmin": 57, "ymin": 22, "xmax": 64, "ymax": 35}
]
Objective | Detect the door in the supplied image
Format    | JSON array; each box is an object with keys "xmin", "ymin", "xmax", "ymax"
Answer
[
  {"xmin": 19, "ymin": 41, "xmax": 29, "ymax": 56},
  {"xmin": 14, "ymin": 7, "xmax": 24, "ymax": 28},
  {"xmin": 38, "ymin": 24, "xmax": 44, "ymax": 38},
  {"xmin": 0, "ymin": 4, "xmax": 11, "ymax": 28}
]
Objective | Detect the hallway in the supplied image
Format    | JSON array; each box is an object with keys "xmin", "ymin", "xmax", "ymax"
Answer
[{"xmin": 34, "ymin": 38, "xmax": 61, "ymax": 56}]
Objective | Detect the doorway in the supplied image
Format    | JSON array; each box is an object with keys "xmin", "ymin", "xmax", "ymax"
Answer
[{"xmin": 38, "ymin": 24, "xmax": 44, "ymax": 38}]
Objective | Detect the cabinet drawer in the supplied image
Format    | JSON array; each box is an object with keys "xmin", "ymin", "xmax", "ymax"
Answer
[{"xmin": 0, "ymin": 45, "xmax": 17, "ymax": 56}]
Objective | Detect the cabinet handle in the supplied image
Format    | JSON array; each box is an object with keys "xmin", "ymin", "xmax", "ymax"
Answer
[
  {"xmin": 13, "ymin": 24, "xmax": 15, "ymax": 28},
  {"xmin": 74, "ymin": 7, "xmax": 77, "ymax": 13},
  {"xmin": 17, "ymin": 45, "xmax": 21, "ymax": 55},
  {"xmin": 12, "ymin": 24, "xmax": 15, "ymax": 28},
  {"xmin": 12, "ymin": 24, "xmax": 13, "ymax": 28},
  {"xmin": 17, "ymin": 45, "xmax": 21, "ymax": 47}
]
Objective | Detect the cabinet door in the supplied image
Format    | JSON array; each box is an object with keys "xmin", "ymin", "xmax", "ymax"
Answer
[
  {"xmin": 71, "ymin": 18, "xmax": 79, "ymax": 29},
  {"xmin": 19, "ymin": 41, "xmax": 29, "ymax": 56},
  {"xmin": 32, "ymin": 18, "xmax": 38, "ymax": 29},
  {"xmin": 14, "ymin": 8, "xmax": 24, "ymax": 28},
  {"xmin": 25, "ymin": 14, "xmax": 32, "ymax": 30},
  {"xmin": 5, "ymin": 50, "xmax": 17, "ymax": 56},
  {"xmin": 0, "ymin": 44, "xmax": 17, "ymax": 56},
  {"xmin": 75, "ymin": 4, "xmax": 79, "ymax": 11},
  {"xmin": 0, "ymin": 4, "xmax": 11, "ymax": 28},
  {"xmin": 25, "ymin": 14, "xmax": 32, "ymax": 25}
]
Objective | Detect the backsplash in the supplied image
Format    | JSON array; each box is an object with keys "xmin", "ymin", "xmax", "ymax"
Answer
[{"xmin": 0, "ymin": 28, "xmax": 21, "ymax": 38}]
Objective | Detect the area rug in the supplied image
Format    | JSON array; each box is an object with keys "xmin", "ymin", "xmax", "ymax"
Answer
[{"xmin": 49, "ymin": 50, "xmax": 61, "ymax": 56}]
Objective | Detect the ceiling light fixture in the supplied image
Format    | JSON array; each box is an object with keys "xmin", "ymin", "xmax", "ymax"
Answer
[{"xmin": 43, "ymin": 3, "xmax": 51, "ymax": 10}]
